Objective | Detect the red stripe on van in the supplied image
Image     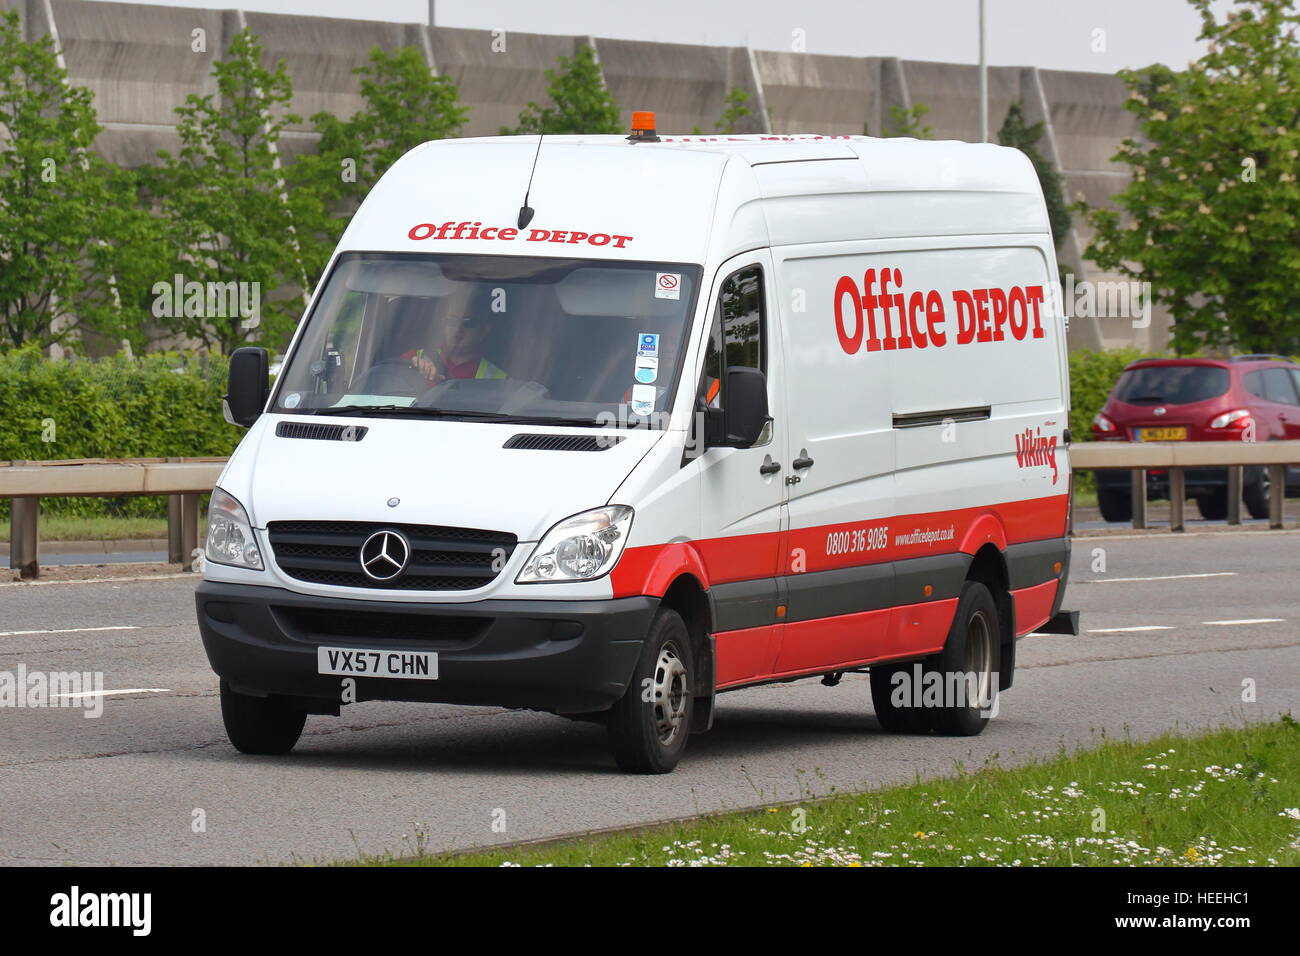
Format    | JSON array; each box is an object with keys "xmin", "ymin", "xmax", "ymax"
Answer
[
  {"xmin": 714, "ymin": 624, "xmax": 782, "ymax": 686},
  {"xmin": 1012, "ymin": 579, "xmax": 1059, "ymax": 636},
  {"xmin": 716, "ymin": 598, "xmax": 957, "ymax": 691},
  {"xmin": 611, "ymin": 493, "xmax": 1068, "ymax": 597}
]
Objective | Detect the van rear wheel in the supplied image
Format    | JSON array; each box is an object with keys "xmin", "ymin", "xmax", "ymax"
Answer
[
  {"xmin": 607, "ymin": 609, "xmax": 692, "ymax": 774},
  {"xmin": 869, "ymin": 662, "xmax": 933, "ymax": 733},
  {"xmin": 929, "ymin": 581, "xmax": 1000, "ymax": 736},
  {"xmin": 220, "ymin": 679, "xmax": 306, "ymax": 755}
]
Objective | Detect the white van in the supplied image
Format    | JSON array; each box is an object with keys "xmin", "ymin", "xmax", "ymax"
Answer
[{"xmin": 197, "ymin": 120, "xmax": 1077, "ymax": 773}]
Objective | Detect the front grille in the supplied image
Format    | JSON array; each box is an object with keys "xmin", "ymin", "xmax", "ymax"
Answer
[
  {"xmin": 274, "ymin": 606, "xmax": 486, "ymax": 643},
  {"xmin": 267, "ymin": 520, "xmax": 516, "ymax": 591}
]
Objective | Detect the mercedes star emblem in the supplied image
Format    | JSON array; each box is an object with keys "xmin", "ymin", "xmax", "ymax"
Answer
[{"xmin": 359, "ymin": 529, "xmax": 411, "ymax": 581}]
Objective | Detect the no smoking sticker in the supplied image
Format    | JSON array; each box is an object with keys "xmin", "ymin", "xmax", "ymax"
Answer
[{"xmin": 655, "ymin": 272, "xmax": 681, "ymax": 300}]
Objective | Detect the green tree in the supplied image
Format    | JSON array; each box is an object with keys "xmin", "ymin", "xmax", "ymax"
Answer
[
  {"xmin": 716, "ymin": 86, "xmax": 752, "ymax": 134},
  {"xmin": 999, "ymin": 100, "xmax": 1071, "ymax": 250},
  {"xmin": 296, "ymin": 45, "xmax": 467, "ymax": 214},
  {"xmin": 866, "ymin": 103, "xmax": 933, "ymax": 139},
  {"xmin": 150, "ymin": 28, "xmax": 331, "ymax": 354},
  {"xmin": 1080, "ymin": 0, "xmax": 1300, "ymax": 354},
  {"xmin": 0, "ymin": 11, "xmax": 145, "ymax": 350},
  {"xmin": 502, "ymin": 45, "xmax": 620, "ymax": 135}
]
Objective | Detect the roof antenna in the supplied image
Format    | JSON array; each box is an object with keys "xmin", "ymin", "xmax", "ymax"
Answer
[{"xmin": 517, "ymin": 125, "xmax": 544, "ymax": 230}]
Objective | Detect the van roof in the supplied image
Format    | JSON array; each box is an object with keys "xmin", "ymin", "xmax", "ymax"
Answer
[
  {"xmin": 338, "ymin": 133, "xmax": 1048, "ymax": 265},
  {"xmin": 436, "ymin": 131, "xmax": 1015, "ymax": 169}
]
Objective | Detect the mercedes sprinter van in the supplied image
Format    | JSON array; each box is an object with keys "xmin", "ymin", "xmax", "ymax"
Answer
[{"xmin": 197, "ymin": 120, "xmax": 1076, "ymax": 773}]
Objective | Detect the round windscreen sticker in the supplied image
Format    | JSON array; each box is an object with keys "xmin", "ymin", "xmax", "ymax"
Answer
[
  {"xmin": 283, "ymin": 392, "xmax": 302, "ymax": 409},
  {"xmin": 634, "ymin": 356, "xmax": 659, "ymax": 384}
]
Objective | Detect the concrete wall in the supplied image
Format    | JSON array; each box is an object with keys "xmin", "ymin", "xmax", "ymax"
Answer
[
  {"xmin": 9, "ymin": 0, "xmax": 1154, "ymax": 350},
  {"xmin": 756, "ymin": 50, "xmax": 876, "ymax": 134},
  {"xmin": 598, "ymin": 38, "xmax": 764, "ymax": 135},
  {"xmin": 430, "ymin": 26, "xmax": 582, "ymax": 136}
]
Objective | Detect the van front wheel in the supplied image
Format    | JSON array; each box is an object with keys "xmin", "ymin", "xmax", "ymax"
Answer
[
  {"xmin": 607, "ymin": 609, "xmax": 693, "ymax": 774},
  {"xmin": 220, "ymin": 679, "xmax": 306, "ymax": 755}
]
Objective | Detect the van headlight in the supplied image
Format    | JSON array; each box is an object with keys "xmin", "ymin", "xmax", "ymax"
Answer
[
  {"xmin": 205, "ymin": 488, "xmax": 263, "ymax": 570},
  {"xmin": 516, "ymin": 506, "xmax": 634, "ymax": 583}
]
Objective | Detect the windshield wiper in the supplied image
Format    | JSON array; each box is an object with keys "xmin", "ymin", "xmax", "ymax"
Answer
[
  {"xmin": 304, "ymin": 406, "xmax": 629, "ymax": 427},
  {"xmin": 505, "ymin": 416, "xmax": 609, "ymax": 427},
  {"xmin": 307, "ymin": 405, "xmax": 515, "ymax": 419}
]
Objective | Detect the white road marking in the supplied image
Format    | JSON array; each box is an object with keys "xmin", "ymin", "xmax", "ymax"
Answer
[
  {"xmin": 0, "ymin": 625, "xmax": 140, "ymax": 637},
  {"xmin": 1087, "ymin": 626, "xmax": 1175, "ymax": 633},
  {"xmin": 1085, "ymin": 572, "xmax": 1237, "ymax": 584},
  {"xmin": 48, "ymin": 688, "xmax": 171, "ymax": 701},
  {"xmin": 1200, "ymin": 618, "xmax": 1285, "ymax": 626}
]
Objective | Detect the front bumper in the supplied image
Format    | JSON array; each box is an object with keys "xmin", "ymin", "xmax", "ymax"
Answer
[{"xmin": 195, "ymin": 581, "xmax": 656, "ymax": 714}]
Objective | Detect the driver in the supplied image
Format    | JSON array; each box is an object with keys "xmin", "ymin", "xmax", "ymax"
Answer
[{"xmin": 401, "ymin": 312, "xmax": 507, "ymax": 385}]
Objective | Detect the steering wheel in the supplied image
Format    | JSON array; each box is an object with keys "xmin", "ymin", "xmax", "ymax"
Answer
[{"xmin": 353, "ymin": 359, "xmax": 430, "ymax": 398}]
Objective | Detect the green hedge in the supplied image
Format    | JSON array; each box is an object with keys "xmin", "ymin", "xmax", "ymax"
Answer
[
  {"xmin": 1068, "ymin": 347, "xmax": 1145, "ymax": 444},
  {"xmin": 1068, "ymin": 347, "xmax": 1157, "ymax": 493},
  {"xmin": 0, "ymin": 349, "xmax": 241, "ymax": 517}
]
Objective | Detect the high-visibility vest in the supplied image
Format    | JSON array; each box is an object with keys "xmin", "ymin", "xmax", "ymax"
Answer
[{"xmin": 413, "ymin": 348, "xmax": 507, "ymax": 380}]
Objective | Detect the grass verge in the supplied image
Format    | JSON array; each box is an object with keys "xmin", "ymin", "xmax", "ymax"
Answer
[
  {"xmin": 0, "ymin": 516, "xmax": 167, "ymax": 542},
  {"xmin": 360, "ymin": 717, "xmax": 1299, "ymax": 867}
]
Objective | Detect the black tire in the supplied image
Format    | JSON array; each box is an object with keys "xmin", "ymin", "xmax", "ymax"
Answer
[
  {"xmin": 1097, "ymin": 486, "xmax": 1132, "ymax": 523},
  {"xmin": 1244, "ymin": 466, "xmax": 1270, "ymax": 520},
  {"xmin": 929, "ymin": 581, "xmax": 1001, "ymax": 736},
  {"xmin": 869, "ymin": 661, "xmax": 933, "ymax": 733},
  {"xmin": 1197, "ymin": 489, "xmax": 1228, "ymax": 521},
  {"xmin": 220, "ymin": 679, "xmax": 306, "ymax": 755},
  {"xmin": 607, "ymin": 609, "xmax": 693, "ymax": 774}
]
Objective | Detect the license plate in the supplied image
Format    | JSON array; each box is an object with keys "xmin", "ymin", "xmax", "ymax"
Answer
[
  {"xmin": 1137, "ymin": 427, "xmax": 1187, "ymax": 441},
  {"xmin": 316, "ymin": 646, "xmax": 438, "ymax": 680}
]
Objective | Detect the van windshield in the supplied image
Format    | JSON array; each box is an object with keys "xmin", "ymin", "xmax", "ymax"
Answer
[{"xmin": 272, "ymin": 252, "xmax": 701, "ymax": 426}]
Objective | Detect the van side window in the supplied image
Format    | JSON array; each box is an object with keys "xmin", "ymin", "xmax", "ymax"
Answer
[{"xmin": 700, "ymin": 266, "xmax": 764, "ymax": 408}]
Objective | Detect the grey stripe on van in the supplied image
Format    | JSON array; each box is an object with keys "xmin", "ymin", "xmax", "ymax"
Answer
[
  {"xmin": 1005, "ymin": 537, "xmax": 1071, "ymax": 590},
  {"xmin": 706, "ymin": 540, "xmax": 1068, "ymax": 633}
]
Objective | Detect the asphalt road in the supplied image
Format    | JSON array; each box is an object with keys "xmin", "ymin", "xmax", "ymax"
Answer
[{"xmin": 1, "ymin": 530, "xmax": 1296, "ymax": 866}]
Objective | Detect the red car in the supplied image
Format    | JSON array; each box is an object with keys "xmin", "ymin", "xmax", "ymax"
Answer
[{"xmin": 1091, "ymin": 355, "xmax": 1300, "ymax": 522}]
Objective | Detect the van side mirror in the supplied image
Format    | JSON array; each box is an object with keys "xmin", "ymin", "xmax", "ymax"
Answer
[
  {"xmin": 724, "ymin": 366, "xmax": 770, "ymax": 448},
  {"xmin": 224, "ymin": 347, "xmax": 270, "ymax": 427}
]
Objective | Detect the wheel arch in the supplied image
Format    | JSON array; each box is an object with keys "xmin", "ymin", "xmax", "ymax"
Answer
[
  {"xmin": 658, "ymin": 573, "xmax": 716, "ymax": 733},
  {"xmin": 964, "ymin": 542, "xmax": 1017, "ymax": 691}
]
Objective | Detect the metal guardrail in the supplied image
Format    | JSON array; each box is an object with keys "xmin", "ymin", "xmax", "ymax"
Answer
[
  {"xmin": 1070, "ymin": 440, "xmax": 1300, "ymax": 531},
  {"xmin": 2, "ymin": 442, "xmax": 1295, "ymax": 577},
  {"xmin": 1, "ymin": 458, "xmax": 226, "ymax": 578}
]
